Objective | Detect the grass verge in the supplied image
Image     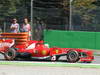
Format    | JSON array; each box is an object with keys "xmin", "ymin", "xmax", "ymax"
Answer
[{"xmin": 0, "ymin": 61, "xmax": 100, "ymax": 69}]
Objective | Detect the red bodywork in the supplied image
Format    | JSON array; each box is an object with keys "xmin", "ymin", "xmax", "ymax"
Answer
[
  {"xmin": 13, "ymin": 40, "xmax": 94, "ymax": 63},
  {"xmin": 0, "ymin": 39, "xmax": 14, "ymax": 52}
]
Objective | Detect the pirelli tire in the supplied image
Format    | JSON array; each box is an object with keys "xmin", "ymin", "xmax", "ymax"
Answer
[
  {"xmin": 67, "ymin": 50, "xmax": 80, "ymax": 63},
  {"xmin": 3, "ymin": 48, "xmax": 16, "ymax": 60}
]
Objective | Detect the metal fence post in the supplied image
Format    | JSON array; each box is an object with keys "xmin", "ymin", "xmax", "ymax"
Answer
[
  {"xmin": 69, "ymin": 0, "xmax": 73, "ymax": 30},
  {"xmin": 31, "ymin": 0, "xmax": 34, "ymax": 40},
  {"xmin": 4, "ymin": 22, "xmax": 6, "ymax": 32}
]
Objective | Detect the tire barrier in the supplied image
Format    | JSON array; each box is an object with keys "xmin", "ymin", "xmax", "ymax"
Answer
[
  {"xmin": 0, "ymin": 32, "xmax": 29, "ymax": 45},
  {"xmin": 0, "ymin": 32, "xmax": 28, "ymax": 36}
]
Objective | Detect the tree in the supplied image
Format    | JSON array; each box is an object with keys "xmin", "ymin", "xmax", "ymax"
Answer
[
  {"xmin": 72, "ymin": 0, "xmax": 97, "ymax": 31},
  {"xmin": 92, "ymin": 0, "xmax": 100, "ymax": 6},
  {"xmin": 33, "ymin": 0, "xmax": 70, "ymax": 30},
  {"xmin": 0, "ymin": 0, "xmax": 19, "ymax": 18},
  {"xmin": 0, "ymin": 0, "xmax": 31, "ymax": 20}
]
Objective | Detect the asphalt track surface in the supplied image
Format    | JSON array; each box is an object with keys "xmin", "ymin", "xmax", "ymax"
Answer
[
  {"xmin": 0, "ymin": 54, "xmax": 100, "ymax": 75},
  {"xmin": 0, "ymin": 65, "xmax": 100, "ymax": 75}
]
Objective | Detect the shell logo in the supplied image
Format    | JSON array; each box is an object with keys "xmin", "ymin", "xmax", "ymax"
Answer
[
  {"xmin": 42, "ymin": 50, "xmax": 47, "ymax": 55},
  {"xmin": 55, "ymin": 49, "xmax": 59, "ymax": 53}
]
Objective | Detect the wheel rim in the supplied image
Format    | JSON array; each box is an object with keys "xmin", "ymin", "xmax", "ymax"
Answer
[
  {"xmin": 67, "ymin": 50, "xmax": 79, "ymax": 63},
  {"xmin": 69, "ymin": 51, "xmax": 78, "ymax": 60},
  {"xmin": 4, "ymin": 48, "xmax": 16, "ymax": 60},
  {"xmin": 7, "ymin": 51, "xmax": 14, "ymax": 57}
]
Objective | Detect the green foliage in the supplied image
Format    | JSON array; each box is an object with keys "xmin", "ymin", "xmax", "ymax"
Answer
[
  {"xmin": 0, "ymin": 0, "xmax": 17, "ymax": 17},
  {"xmin": 72, "ymin": 0, "xmax": 97, "ymax": 25},
  {"xmin": 92, "ymin": 0, "xmax": 100, "ymax": 6},
  {"xmin": 0, "ymin": 0, "xmax": 99, "ymax": 31},
  {"xmin": 0, "ymin": 0, "xmax": 31, "ymax": 20}
]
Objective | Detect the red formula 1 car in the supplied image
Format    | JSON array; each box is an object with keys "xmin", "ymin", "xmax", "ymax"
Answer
[{"xmin": 0, "ymin": 33, "xmax": 94, "ymax": 63}]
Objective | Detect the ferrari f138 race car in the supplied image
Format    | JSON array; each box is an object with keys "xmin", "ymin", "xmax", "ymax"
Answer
[{"xmin": 0, "ymin": 32, "xmax": 94, "ymax": 63}]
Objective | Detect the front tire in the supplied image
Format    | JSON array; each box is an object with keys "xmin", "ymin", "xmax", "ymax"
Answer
[{"xmin": 67, "ymin": 50, "xmax": 80, "ymax": 63}]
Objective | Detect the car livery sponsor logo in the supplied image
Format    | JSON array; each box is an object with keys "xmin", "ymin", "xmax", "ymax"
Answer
[
  {"xmin": 42, "ymin": 50, "xmax": 47, "ymax": 55},
  {"xmin": 55, "ymin": 49, "xmax": 59, "ymax": 54}
]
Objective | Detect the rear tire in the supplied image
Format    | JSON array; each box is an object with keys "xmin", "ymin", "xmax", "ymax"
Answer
[{"xmin": 3, "ymin": 48, "xmax": 16, "ymax": 60}]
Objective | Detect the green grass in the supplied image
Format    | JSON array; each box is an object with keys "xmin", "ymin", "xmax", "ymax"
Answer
[{"xmin": 0, "ymin": 61, "xmax": 100, "ymax": 69}]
